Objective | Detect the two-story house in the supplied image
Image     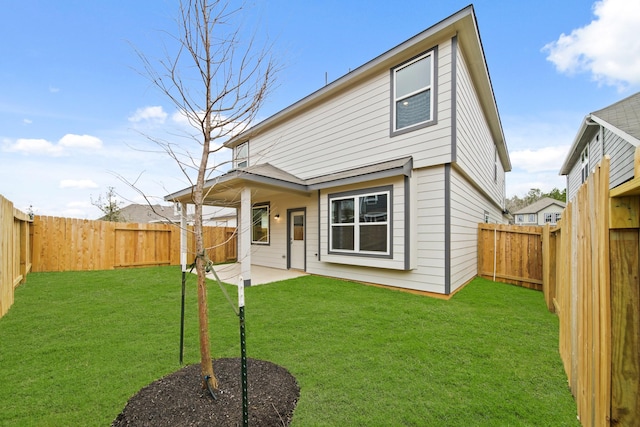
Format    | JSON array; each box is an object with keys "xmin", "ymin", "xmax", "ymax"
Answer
[
  {"xmin": 512, "ymin": 197, "xmax": 566, "ymax": 226},
  {"xmin": 560, "ymin": 91, "xmax": 640, "ymax": 201},
  {"xmin": 166, "ymin": 5, "xmax": 511, "ymax": 295}
]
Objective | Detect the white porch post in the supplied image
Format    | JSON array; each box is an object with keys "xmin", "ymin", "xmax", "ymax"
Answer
[{"xmin": 239, "ymin": 187, "xmax": 252, "ymax": 286}]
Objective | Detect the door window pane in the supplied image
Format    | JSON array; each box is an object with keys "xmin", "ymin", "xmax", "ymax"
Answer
[{"xmin": 293, "ymin": 215, "xmax": 304, "ymax": 241}]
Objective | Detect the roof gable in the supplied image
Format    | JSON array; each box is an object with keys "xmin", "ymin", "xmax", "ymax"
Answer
[
  {"xmin": 592, "ymin": 91, "xmax": 640, "ymax": 143},
  {"xmin": 513, "ymin": 197, "xmax": 566, "ymax": 215},
  {"xmin": 560, "ymin": 91, "xmax": 640, "ymax": 175},
  {"xmin": 226, "ymin": 5, "xmax": 510, "ymax": 171}
]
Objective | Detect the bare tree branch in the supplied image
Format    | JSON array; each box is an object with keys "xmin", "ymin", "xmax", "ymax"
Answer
[{"xmin": 129, "ymin": 0, "xmax": 278, "ymax": 392}]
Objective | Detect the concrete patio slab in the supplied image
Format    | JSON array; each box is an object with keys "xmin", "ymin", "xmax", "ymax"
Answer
[{"xmin": 206, "ymin": 263, "xmax": 307, "ymax": 286}]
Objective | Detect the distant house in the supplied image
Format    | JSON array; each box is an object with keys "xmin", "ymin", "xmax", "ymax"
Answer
[
  {"xmin": 512, "ymin": 197, "xmax": 566, "ymax": 226},
  {"xmin": 105, "ymin": 204, "xmax": 172, "ymax": 223},
  {"xmin": 560, "ymin": 92, "xmax": 640, "ymax": 201},
  {"xmin": 104, "ymin": 203, "xmax": 236, "ymax": 227},
  {"xmin": 166, "ymin": 6, "xmax": 511, "ymax": 295}
]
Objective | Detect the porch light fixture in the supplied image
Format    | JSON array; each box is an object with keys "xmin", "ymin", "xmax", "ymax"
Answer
[{"xmin": 274, "ymin": 214, "xmax": 280, "ymax": 220}]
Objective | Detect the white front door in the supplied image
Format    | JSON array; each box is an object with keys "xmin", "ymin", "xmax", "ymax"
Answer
[{"xmin": 289, "ymin": 210, "xmax": 305, "ymax": 270}]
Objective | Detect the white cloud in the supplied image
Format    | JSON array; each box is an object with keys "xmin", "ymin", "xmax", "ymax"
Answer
[
  {"xmin": 543, "ymin": 0, "xmax": 640, "ymax": 88},
  {"xmin": 59, "ymin": 134, "xmax": 103, "ymax": 149},
  {"xmin": 128, "ymin": 106, "xmax": 168, "ymax": 123},
  {"xmin": 23, "ymin": 118, "xmax": 32, "ymax": 124},
  {"xmin": 510, "ymin": 145, "xmax": 571, "ymax": 173},
  {"xmin": 3, "ymin": 134, "xmax": 103, "ymax": 156},
  {"xmin": 59, "ymin": 179, "xmax": 99, "ymax": 189},
  {"xmin": 67, "ymin": 201, "xmax": 92, "ymax": 208},
  {"xmin": 507, "ymin": 171, "xmax": 566, "ymax": 198},
  {"xmin": 49, "ymin": 86, "xmax": 60, "ymax": 93},
  {"xmin": 7, "ymin": 138, "xmax": 64, "ymax": 156}
]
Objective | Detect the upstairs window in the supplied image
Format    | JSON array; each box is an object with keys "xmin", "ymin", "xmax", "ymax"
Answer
[
  {"xmin": 392, "ymin": 50, "xmax": 435, "ymax": 134},
  {"xmin": 580, "ymin": 145, "xmax": 589, "ymax": 183},
  {"xmin": 234, "ymin": 142, "xmax": 248, "ymax": 169}
]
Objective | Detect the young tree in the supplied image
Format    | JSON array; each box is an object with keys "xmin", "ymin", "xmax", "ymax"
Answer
[
  {"xmin": 136, "ymin": 0, "xmax": 276, "ymax": 391},
  {"xmin": 91, "ymin": 186, "xmax": 124, "ymax": 222}
]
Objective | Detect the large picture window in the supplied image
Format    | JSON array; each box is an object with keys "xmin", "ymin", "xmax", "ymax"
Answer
[
  {"xmin": 329, "ymin": 188, "xmax": 391, "ymax": 255},
  {"xmin": 392, "ymin": 51, "xmax": 434, "ymax": 133},
  {"xmin": 252, "ymin": 204, "xmax": 269, "ymax": 244}
]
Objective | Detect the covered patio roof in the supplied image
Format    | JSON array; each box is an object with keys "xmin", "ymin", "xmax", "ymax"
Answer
[{"xmin": 164, "ymin": 156, "xmax": 413, "ymax": 206}]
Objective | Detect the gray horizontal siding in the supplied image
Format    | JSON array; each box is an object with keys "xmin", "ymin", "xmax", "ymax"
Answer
[
  {"xmin": 605, "ymin": 129, "xmax": 635, "ymax": 189},
  {"xmin": 246, "ymin": 39, "xmax": 454, "ymax": 180},
  {"xmin": 449, "ymin": 166, "xmax": 504, "ymax": 292},
  {"xmin": 453, "ymin": 41, "xmax": 505, "ymax": 208}
]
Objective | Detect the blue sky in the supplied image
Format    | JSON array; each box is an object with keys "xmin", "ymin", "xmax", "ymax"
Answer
[{"xmin": 1, "ymin": 0, "xmax": 639, "ymax": 218}]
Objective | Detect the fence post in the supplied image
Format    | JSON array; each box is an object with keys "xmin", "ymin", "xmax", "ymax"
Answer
[
  {"xmin": 609, "ymin": 195, "xmax": 640, "ymax": 426},
  {"xmin": 542, "ymin": 224, "xmax": 555, "ymax": 312}
]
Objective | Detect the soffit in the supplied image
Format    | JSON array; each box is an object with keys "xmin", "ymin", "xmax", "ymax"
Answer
[{"xmin": 165, "ymin": 157, "xmax": 413, "ymax": 206}]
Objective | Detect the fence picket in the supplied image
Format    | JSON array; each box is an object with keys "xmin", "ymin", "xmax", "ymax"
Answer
[{"xmin": 31, "ymin": 216, "xmax": 236, "ymax": 273}]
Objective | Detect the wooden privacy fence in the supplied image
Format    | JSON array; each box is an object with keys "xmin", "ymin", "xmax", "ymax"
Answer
[
  {"xmin": 0, "ymin": 194, "xmax": 32, "ymax": 318},
  {"xmin": 477, "ymin": 223, "xmax": 543, "ymax": 290},
  {"xmin": 31, "ymin": 216, "xmax": 237, "ymax": 273},
  {"xmin": 556, "ymin": 155, "xmax": 639, "ymax": 427},
  {"xmin": 478, "ymin": 154, "xmax": 639, "ymax": 426}
]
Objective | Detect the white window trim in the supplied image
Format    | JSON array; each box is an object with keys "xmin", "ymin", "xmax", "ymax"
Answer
[
  {"xmin": 234, "ymin": 141, "xmax": 248, "ymax": 169},
  {"xmin": 329, "ymin": 188, "xmax": 392, "ymax": 256},
  {"xmin": 544, "ymin": 212, "xmax": 562, "ymax": 224},
  {"xmin": 580, "ymin": 145, "xmax": 589, "ymax": 183},
  {"xmin": 390, "ymin": 48, "xmax": 437, "ymax": 136},
  {"xmin": 251, "ymin": 203, "xmax": 269, "ymax": 245}
]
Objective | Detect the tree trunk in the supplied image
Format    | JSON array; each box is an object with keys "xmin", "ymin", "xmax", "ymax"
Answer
[{"xmin": 195, "ymin": 172, "xmax": 217, "ymax": 390}]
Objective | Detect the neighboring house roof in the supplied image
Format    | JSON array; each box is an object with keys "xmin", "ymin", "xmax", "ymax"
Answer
[
  {"xmin": 560, "ymin": 92, "xmax": 640, "ymax": 175},
  {"xmin": 513, "ymin": 197, "xmax": 566, "ymax": 215},
  {"xmin": 99, "ymin": 204, "xmax": 173, "ymax": 223},
  {"xmin": 106, "ymin": 203, "xmax": 236, "ymax": 224},
  {"xmin": 225, "ymin": 5, "xmax": 511, "ymax": 173}
]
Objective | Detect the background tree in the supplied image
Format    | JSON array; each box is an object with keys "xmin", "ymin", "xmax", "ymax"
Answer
[
  {"xmin": 136, "ymin": 0, "xmax": 276, "ymax": 391},
  {"xmin": 91, "ymin": 186, "xmax": 124, "ymax": 222}
]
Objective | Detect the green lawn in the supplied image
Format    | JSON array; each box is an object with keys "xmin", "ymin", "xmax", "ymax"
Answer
[{"xmin": 0, "ymin": 267, "xmax": 579, "ymax": 426}]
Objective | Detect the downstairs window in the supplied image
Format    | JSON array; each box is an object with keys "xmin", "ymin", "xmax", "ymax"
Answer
[{"xmin": 329, "ymin": 188, "xmax": 391, "ymax": 256}]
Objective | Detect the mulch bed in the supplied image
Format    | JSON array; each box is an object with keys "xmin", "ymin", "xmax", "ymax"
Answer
[{"xmin": 112, "ymin": 358, "xmax": 299, "ymax": 426}]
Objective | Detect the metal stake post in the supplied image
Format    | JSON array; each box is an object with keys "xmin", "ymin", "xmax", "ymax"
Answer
[
  {"xmin": 179, "ymin": 270, "xmax": 186, "ymax": 365},
  {"xmin": 238, "ymin": 276, "xmax": 248, "ymax": 427}
]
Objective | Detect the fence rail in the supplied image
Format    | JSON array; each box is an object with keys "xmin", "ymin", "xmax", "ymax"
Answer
[
  {"xmin": 0, "ymin": 194, "xmax": 32, "ymax": 318},
  {"xmin": 31, "ymin": 216, "xmax": 237, "ymax": 273}
]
